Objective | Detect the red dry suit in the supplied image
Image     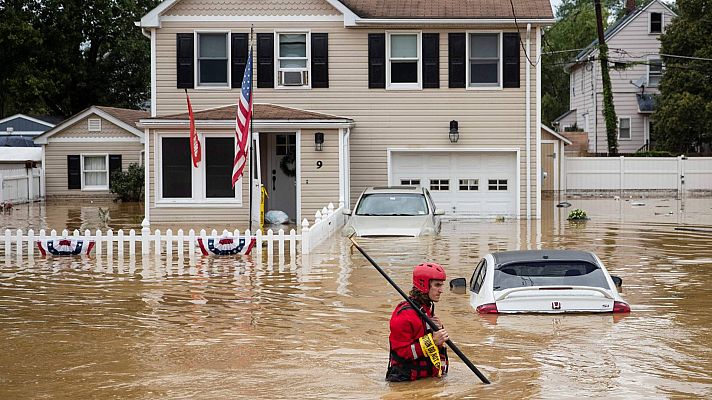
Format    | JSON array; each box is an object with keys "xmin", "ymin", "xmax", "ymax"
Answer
[{"xmin": 386, "ymin": 299, "xmax": 449, "ymax": 381}]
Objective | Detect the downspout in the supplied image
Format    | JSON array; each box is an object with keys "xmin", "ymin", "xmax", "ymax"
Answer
[
  {"xmin": 338, "ymin": 128, "xmax": 344, "ymax": 208},
  {"xmin": 526, "ymin": 23, "xmax": 531, "ymax": 219},
  {"xmin": 143, "ymin": 128, "xmax": 150, "ymax": 227},
  {"xmin": 536, "ymin": 26, "xmax": 542, "ymax": 219},
  {"xmin": 343, "ymin": 127, "xmax": 351, "ymax": 208}
]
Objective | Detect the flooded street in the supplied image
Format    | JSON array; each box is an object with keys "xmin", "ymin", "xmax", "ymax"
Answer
[{"xmin": 1, "ymin": 197, "xmax": 712, "ymax": 398}]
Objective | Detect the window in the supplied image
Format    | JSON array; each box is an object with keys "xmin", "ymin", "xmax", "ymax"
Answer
[
  {"xmin": 400, "ymin": 179, "xmax": 421, "ymax": 186},
  {"xmin": 493, "ymin": 261, "xmax": 610, "ymax": 291},
  {"xmin": 276, "ymin": 134, "xmax": 296, "ymax": 156},
  {"xmin": 387, "ymin": 32, "xmax": 421, "ymax": 89},
  {"xmin": 618, "ymin": 117, "xmax": 631, "ymax": 140},
  {"xmin": 205, "ymin": 137, "xmax": 235, "ymax": 198},
  {"xmin": 648, "ymin": 58, "xmax": 663, "ymax": 87},
  {"xmin": 650, "ymin": 12, "xmax": 662, "ymax": 34},
  {"xmin": 355, "ymin": 193, "xmax": 429, "ymax": 216},
  {"xmin": 468, "ymin": 33, "xmax": 501, "ymax": 88},
  {"xmin": 277, "ymin": 33, "xmax": 309, "ymax": 87},
  {"xmin": 162, "ymin": 137, "xmax": 192, "ymax": 198},
  {"xmin": 488, "ymin": 179, "xmax": 507, "ymax": 191},
  {"xmin": 470, "ymin": 259, "xmax": 485, "ymax": 291},
  {"xmin": 82, "ymin": 155, "xmax": 108, "ymax": 189},
  {"xmin": 472, "ymin": 260, "xmax": 487, "ymax": 294},
  {"xmin": 197, "ymin": 32, "xmax": 228, "ymax": 86},
  {"xmin": 459, "ymin": 179, "xmax": 479, "ymax": 191},
  {"xmin": 88, "ymin": 118, "xmax": 101, "ymax": 132},
  {"xmin": 429, "ymin": 179, "xmax": 449, "ymax": 191}
]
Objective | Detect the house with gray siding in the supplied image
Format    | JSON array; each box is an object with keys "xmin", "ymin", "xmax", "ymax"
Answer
[
  {"xmin": 137, "ymin": 0, "xmax": 555, "ymax": 227},
  {"xmin": 564, "ymin": 0, "xmax": 676, "ymax": 154},
  {"xmin": 0, "ymin": 114, "xmax": 59, "ymax": 140}
]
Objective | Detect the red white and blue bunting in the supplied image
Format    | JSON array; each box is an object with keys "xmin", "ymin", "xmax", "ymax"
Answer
[
  {"xmin": 36, "ymin": 238, "xmax": 95, "ymax": 256},
  {"xmin": 198, "ymin": 235, "xmax": 256, "ymax": 256}
]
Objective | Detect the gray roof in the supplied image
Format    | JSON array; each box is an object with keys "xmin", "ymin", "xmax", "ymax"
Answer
[
  {"xmin": 552, "ymin": 109, "xmax": 576, "ymax": 124},
  {"xmin": 636, "ymin": 93, "xmax": 655, "ymax": 113},
  {"xmin": 491, "ymin": 250, "xmax": 598, "ymax": 267}
]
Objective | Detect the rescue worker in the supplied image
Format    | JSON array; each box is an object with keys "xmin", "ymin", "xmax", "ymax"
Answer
[{"xmin": 386, "ymin": 262, "xmax": 449, "ymax": 382}]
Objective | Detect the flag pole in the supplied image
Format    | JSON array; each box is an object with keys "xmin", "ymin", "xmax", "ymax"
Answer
[{"xmin": 248, "ymin": 25, "xmax": 254, "ymax": 233}]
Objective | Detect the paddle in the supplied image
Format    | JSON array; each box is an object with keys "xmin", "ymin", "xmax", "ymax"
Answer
[{"xmin": 348, "ymin": 236, "xmax": 491, "ymax": 384}]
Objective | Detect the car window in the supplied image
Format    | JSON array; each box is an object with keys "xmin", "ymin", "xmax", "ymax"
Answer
[
  {"xmin": 474, "ymin": 263, "xmax": 487, "ymax": 294},
  {"xmin": 493, "ymin": 261, "xmax": 610, "ymax": 291},
  {"xmin": 355, "ymin": 193, "xmax": 429, "ymax": 216},
  {"xmin": 470, "ymin": 259, "xmax": 485, "ymax": 291},
  {"xmin": 424, "ymin": 189, "xmax": 436, "ymax": 212}
]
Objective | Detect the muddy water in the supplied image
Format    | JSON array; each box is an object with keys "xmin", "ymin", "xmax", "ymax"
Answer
[{"xmin": 1, "ymin": 197, "xmax": 712, "ymax": 399}]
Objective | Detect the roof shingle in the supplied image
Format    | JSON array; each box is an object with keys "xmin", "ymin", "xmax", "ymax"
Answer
[
  {"xmin": 155, "ymin": 103, "xmax": 352, "ymax": 121},
  {"xmin": 96, "ymin": 106, "xmax": 149, "ymax": 126},
  {"xmin": 338, "ymin": 0, "xmax": 553, "ymax": 19}
]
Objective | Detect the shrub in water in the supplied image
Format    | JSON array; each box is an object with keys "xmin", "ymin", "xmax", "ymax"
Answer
[
  {"xmin": 567, "ymin": 208, "xmax": 588, "ymax": 220},
  {"xmin": 110, "ymin": 163, "xmax": 144, "ymax": 202}
]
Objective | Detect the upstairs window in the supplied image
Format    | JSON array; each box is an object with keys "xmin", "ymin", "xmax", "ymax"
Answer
[
  {"xmin": 277, "ymin": 33, "xmax": 309, "ymax": 87},
  {"xmin": 618, "ymin": 117, "xmax": 631, "ymax": 140},
  {"xmin": 650, "ymin": 12, "xmax": 662, "ymax": 34},
  {"xmin": 198, "ymin": 33, "xmax": 228, "ymax": 86},
  {"xmin": 387, "ymin": 32, "xmax": 421, "ymax": 89},
  {"xmin": 468, "ymin": 33, "xmax": 501, "ymax": 88},
  {"xmin": 648, "ymin": 58, "xmax": 663, "ymax": 87}
]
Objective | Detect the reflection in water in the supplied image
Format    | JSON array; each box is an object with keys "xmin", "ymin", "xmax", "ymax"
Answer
[{"xmin": 1, "ymin": 197, "xmax": 712, "ymax": 398}]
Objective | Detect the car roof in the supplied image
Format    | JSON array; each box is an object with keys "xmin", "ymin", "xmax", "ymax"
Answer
[
  {"xmin": 491, "ymin": 250, "xmax": 599, "ymax": 267},
  {"xmin": 363, "ymin": 186, "xmax": 423, "ymax": 194}
]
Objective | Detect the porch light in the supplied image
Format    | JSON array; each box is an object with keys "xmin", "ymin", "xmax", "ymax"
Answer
[
  {"xmin": 449, "ymin": 120, "xmax": 459, "ymax": 143},
  {"xmin": 314, "ymin": 132, "xmax": 324, "ymax": 151}
]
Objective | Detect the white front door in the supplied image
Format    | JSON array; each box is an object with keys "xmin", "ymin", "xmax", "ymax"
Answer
[
  {"xmin": 391, "ymin": 151, "xmax": 518, "ymax": 217},
  {"xmin": 264, "ymin": 133, "xmax": 297, "ymax": 221}
]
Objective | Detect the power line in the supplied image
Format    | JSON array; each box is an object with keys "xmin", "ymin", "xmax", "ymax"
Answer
[{"xmin": 509, "ymin": 0, "xmax": 541, "ymax": 66}]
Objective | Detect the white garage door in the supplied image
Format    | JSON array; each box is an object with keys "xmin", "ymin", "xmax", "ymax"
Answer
[{"xmin": 391, "ymin": 151, "xmax": 517, "ymax": 217}]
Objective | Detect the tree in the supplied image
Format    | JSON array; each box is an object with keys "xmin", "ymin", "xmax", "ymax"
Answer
[
  {"xmin": 0, "ymin": 0, "xmax": 158, "ymax": 118},
  {"xmin": 653, "ymin": 0, "xmax": 712, "ymax": 153}
]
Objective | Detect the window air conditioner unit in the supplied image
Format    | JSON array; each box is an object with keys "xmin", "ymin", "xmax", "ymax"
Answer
[{"xmin": 281, "ymin": 70, "xmax": 307, "ymax": 86}]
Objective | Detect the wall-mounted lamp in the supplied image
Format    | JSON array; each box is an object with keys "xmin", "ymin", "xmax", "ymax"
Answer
[
  {"xmin": 314, "ymin": 132, "xmax": 324, "ymax": 151},
  {"xmin": 449, "ymin": 120, "xmax": 459, "ymax": 143}
]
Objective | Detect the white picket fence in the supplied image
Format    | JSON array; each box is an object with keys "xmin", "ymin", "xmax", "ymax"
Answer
[
  {"xmin": 0, "ymin": 167, "xmax": 42, "ymax": 204},
  {"xmin": 1, "ymin": 203, "xmax": 346, "ymax": 259}
]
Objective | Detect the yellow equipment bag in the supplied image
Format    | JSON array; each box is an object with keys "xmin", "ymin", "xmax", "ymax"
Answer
[{"xmin": 419, "ymin": 333, "xmax": 442, "ymax": 377}]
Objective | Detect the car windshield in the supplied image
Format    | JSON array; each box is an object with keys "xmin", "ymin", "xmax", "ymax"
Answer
[
  {"xmin": 493, "ymin": 261, "xmax": 610, "ymax": 291},
  {"xmin": 355, "ymin": 193, "xmax": 429, "ymax": 216}
]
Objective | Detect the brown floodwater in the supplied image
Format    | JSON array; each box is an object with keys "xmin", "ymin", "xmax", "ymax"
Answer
[{"xmin": 1, "ymin": 196, "xmax": 712, "ymax": 399}]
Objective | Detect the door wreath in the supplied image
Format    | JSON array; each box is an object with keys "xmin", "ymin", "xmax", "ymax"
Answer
[{"xmin": 279, "ymin": 152, "xmax": 296, "ymax": 177}]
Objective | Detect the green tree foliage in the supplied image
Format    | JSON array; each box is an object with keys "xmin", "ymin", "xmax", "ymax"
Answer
[
  {"xmin": 0, "ymin": 0, "xmax": 159, "ymax": 118},
  {"xmin": 110, "ymin": 163, "xmax": 144, "ymax": 202},
  {"xmin": 653, "ymin": 0, "xmax": 712, "ymax": 153}
]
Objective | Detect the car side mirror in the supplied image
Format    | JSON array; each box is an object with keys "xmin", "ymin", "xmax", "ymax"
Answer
[
  {"xmin": 611, "ymin": 276, "xmax": 623, "ymax": 291},
  {"xmin": 434, "ymin": 209, "xmax": 446, "ymax": 216},
  {"xmin": 342, "ymin": 208, "xmax": 352, "ymax": 216},
  {"xmin": 449, "ymin": 278, "xmax": 467, "ymax": 294}
]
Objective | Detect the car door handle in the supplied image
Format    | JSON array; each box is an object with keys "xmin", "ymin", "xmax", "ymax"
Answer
[{"xmin": 272, "ymin": 175, "xmax": 276, "ymax": 191}]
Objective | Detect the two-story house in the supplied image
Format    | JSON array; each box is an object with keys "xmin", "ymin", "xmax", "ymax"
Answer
[
  {"xmin": 561, "ymin": 0, "xmax": 676, "ymax": 154},
  {"xmin": 137, "ymin": 0, "xmax": 554, "ymax": 227}
]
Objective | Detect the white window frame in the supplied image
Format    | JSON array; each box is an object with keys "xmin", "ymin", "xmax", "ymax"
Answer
[
  {"xmin": 429, "ymin": 178, "xmax": 450, "ymax": 191},
  {"xmin": 80, "ymin": 153, "xmax": 109, "ymax": 191},
  {"xmin": 400, "ymin": 178, "xmax": 421, "ymax": 186},
  {"xmin": 649, "ymin": 12, "xmax": 663, "ymax": 34},
  {"xmin": 274, "ymin": 30, "xmax": 312, "ymax": 90},
  {"xmin": 647, "ymin": 56, "xmax": 663, "ymax": 88},
  {"xmin": 458, "ymin": 178, "xmax": 479, "ymax": 191},
  {"xmin": 386, "ymin": 31, "xmax": 422, "ymax": 90},
  {"xmin": 618, "ymin": 117, "xmax": 632, "ymax": 140},
  {"xmin": 156, "ymin": 133, "xmax": 243, "ymax": 206},
  {"xmin": 87, "ymin": 118, "xmax": 102, "ymax": 132},
  {"xmin": 194, "ymin": 30, "xmax": 231, "ymax": 89},
  {"xmin": 466, "ymin": 31, "xmax": 503, "ymax": 90},
  {"xmin": 487, "ymin": 178, "xmax": 508, "ymax": 191}
]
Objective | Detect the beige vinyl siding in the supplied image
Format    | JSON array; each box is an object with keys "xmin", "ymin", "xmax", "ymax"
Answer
[
  {"xmin": 299, "ymin": 129, "xmax": 339, "ymax": 219},
  {"xmin": 53, "ymin": 115, "xmax": 139, "ymax": 139},
  {"xmin": 44, "ymin": 142, "xmax": 143, "ymax": 196},
  {"xmin": 164, "ymin": 0, "xmax": 339, "ymax": 17},
  {"xmin": 153, "ymin": 20, "xmax": 542, "ymax": 218},
  {"xmin": 148, "ymin": 128, "xmax": 251, "ymax": 226}
]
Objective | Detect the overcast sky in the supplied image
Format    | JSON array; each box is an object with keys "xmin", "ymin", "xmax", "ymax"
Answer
[{"xmin": 550, "ymin": 0, "xmax": 562, "ymax": 15}]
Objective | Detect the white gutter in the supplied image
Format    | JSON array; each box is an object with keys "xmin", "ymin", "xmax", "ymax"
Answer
[
  {"xmin": 352, "ymin": 18, "xmax": 556, "ymax": 26},
  {"xmin": 138, "ymin": 120, "xmax": 355, "ymax": 129},
  {"xmin": 536, "ymin": 26, "xmax": 542, "ymax": 220},
  {"xmin": 526, "ymin": 23, "xmax": 531, "ymax": 219}
]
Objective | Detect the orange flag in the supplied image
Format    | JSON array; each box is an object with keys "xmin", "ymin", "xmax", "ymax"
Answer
[{"xmin": 185, "ymin": 90, "xmax": 202, "ymax": 167}]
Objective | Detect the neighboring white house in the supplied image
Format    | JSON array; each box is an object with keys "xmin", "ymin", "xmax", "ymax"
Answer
[{"xmin": 563, "ymin": 0, "xmax": 676, "ymax": 154}]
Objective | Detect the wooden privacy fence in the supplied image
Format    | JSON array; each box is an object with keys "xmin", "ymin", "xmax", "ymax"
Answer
[
  {"xmin": 1, "ymin": 203, "xmax": 346, "ymax": 259},
  {"xmin": 0, "ymin": 167, "xmax": 42, "ymax": 204}
]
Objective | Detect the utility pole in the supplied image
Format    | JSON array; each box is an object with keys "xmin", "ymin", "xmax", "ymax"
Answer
[{"xmin": 594, "ymin": 0, "xmax": 618, "ymax": 155}]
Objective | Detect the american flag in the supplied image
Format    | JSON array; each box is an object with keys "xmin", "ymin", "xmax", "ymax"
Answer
[{"xmin": 232, "ymin": 47, "xmax": 253, "ymax": 188}]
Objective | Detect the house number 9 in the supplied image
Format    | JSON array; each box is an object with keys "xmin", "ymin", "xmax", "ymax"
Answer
[{"xmin": 316, "ymin": 161, "xmax": 323, "ymax": 169}]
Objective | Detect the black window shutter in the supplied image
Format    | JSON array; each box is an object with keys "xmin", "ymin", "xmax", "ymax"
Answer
[
  {"xmin": 503, "ymin": 33, "xmax": 520, "ymax": 88},
  {"xmin": 256, "ymin": 33, "xmax": 274, "ymax": 88},
  {"xmin": 311, "ymin": 33, "xmax": 329, "ymax": 88},
  {"xmin": 423, "ymin": 33, "xmax": 440, "ymax": 89},
  {"xmin": 176, "ymin": 33, "xmax": 194, "ymax": 89},
  {"xmin": 448, "ymin": 33, "xmax": 466, "ymax": 88},
  {"xmin": 231, "ymin": 33, "xmax": 249, "ymax": 88},
  {"xmin": 67, "ymin": 155, "xmax": 80, "ymax": 189},
  {"xmin": 109, "ymin": 155, "xmax": 122, "ymax": 189},
  {"xmin": 368, "ymin": 33, "xmax": 386, "ymax": 89}
]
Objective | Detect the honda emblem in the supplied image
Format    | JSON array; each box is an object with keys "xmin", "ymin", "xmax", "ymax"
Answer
[{"xmin": 552, "ymin": 301, "xmax": 561, "ymax": 310}]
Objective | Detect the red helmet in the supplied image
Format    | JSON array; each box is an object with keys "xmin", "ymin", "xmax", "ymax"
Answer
[{"xmin": 413, "ymin": 262, "xmax": 446, "ymax": 293}]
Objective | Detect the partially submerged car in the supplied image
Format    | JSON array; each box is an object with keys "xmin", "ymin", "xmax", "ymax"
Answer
[
  {"xmin": 460, "ymin": 250, "xmax": 630, "ymax": 314},
  {"xmin": 342, "ymin": 186, "xmax": 444, "ymax": 237}
]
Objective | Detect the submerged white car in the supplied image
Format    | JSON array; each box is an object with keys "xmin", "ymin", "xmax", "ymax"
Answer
[
  {"xmin": 463, "ymin": 250, "xmax": 630, "ymax": 314},
  {"xmin": 342, "ymin": 186, "xmax": 444, "ymax": 237}
]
